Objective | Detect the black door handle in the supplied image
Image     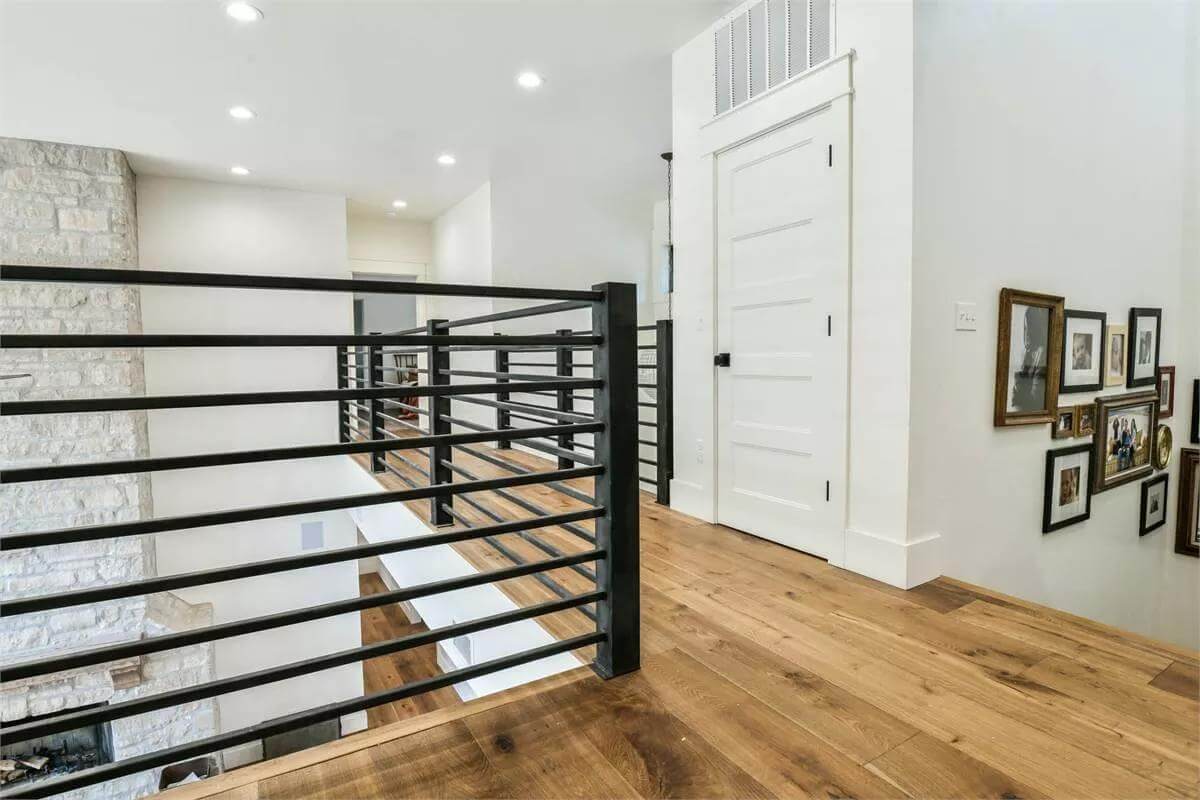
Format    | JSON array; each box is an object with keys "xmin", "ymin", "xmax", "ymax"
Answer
[{"xmin": 714, "ymin": 353, "xmax": 731, "ymax": 367}]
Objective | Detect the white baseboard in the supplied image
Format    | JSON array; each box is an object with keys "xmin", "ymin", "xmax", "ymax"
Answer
[{"xmin": 841, "ymin": 528, "xmax": 942, "ymax": 589}]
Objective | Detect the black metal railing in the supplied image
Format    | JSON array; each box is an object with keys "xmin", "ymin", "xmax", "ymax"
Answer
[{"xmin": 0, "ymin": 264, "xmax": 640, "ymax": 799}]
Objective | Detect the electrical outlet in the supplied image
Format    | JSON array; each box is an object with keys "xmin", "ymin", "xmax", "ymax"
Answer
[
  {"xmin": 696, "ymin": 438, "xmax": 705, "ymax": 464},
  {"xmin": 955, "ymin": 302, "xmax": 978, "ymax": 331}
]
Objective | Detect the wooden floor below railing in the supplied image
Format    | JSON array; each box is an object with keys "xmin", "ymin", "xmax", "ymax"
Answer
[{"xmin": 158, "ymin": 444, "xmax": 1199, "ymax": 800}]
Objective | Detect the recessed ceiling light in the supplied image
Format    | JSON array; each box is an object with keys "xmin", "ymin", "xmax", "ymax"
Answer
[
  {"xmin": 516, "ymin": 71, "xmax": 544, "ymax": 89},
  {"xmin": 437, "ymin": 154, "xmax": 456, "ymax": 166},
  {"xmin": 230, "ymin": 166, "xmax": 251, "ymax": 176},
  {"xmin": 225, "ymin": 2, "xmax": 263, "ymax": 22},
  {"xmin": 391, "ymin": 200, "xmax": 408, "ymax": 209},
  {"xmin": 228, "ymin": 105, "xmax": 255, "ymax": 120}
]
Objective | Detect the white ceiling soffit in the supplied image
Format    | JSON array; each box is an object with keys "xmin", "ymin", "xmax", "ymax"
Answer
[{"xmin": 0, "ymin": 1, "xmax": 734, "ymax": 220}]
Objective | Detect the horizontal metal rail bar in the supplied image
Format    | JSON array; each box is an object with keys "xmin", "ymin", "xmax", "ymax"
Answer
[
  {"xmin": 0, "ymin": 264, "xmax": 603, "ymax": 302},
  {"xmin": 637, "ymin": 324, "xmax": 658, "ymax": 331},
  {"xmin": 640, "ymin": 476, "xmax": 658, "ymax": 485},
  {"xmin": 1, "ymin": 465, "xmax": 603, "ymax": 551},
  {"xmin": 453, "ymin": 443, "xmax": 596, "ymax": 507},
  {"xmin": 1, "ymin": 543, "xmax": 604, "ymax": 682},
  {"xmin": 638, "ymin": 439, "xmax": 656, "ymax": 446},
  {"xmin": 452, "ymin": 395, "xmax": 594, "ymax": 424},
  {"xmin": 2, "ymin": 379, "xmax": 603, "ymax": 416},
  {"xmin": 639, "ymin": 457, "xmax": 657, "ymax": 466},
  {"xmin": 3, "ymin": 504, "xmax": 604, "ymax": 615},
  {"xmin": 440, "ymin": 368, "xmax": 592, "ymax": 383},
  {"xmin": 444, "ymin": 462, "xmax": 598, "ymax": 559},
  {"xmin": 3, "ymin": 631, "xmax": 604, "ymax": 799},
  {"xmin": 434, "ymin": 300, "xmax": 592, "ymax": 330},
  {"xmin": 637, "ymin": 344, "xmax": 657, "ymax": 350},
  {"xmin": 381, "ymin": 458, "xmax": 419, "ymax": 488},
  {"xmin": 3, "ymin": 591, "xmax": 603, "ymax": 746},
  {"xmin": 384, "ymin": 449, "xmax": 430, "ymax": 479},
  {"xmin": 1, "ymin": 333, "xmax": 601, "ymax": 349},
  {"xmin": 0, "ymin": 422, "xmax": 601, "ymax": 483},
  {"xmin": 446, "ymin": 414, "xmax": 595, "ymax": 466}
]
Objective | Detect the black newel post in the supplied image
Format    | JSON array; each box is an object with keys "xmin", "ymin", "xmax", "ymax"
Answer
[
  {"xmin": 367, "ymin": 336, "xmax": 384, "ymax": 473},
  {"xmin": 336, "ymin": 345, "xmax": 349, "ymax": 443},
  {"xmin": 655, "ymin": 319, "xmax": 673, "ymax": 505},
  {"xmin": 591, "ymin": 282, "xmax": 640, "ymax": 679},
  {"xmin": 495, "ymin": 332, "xmax": 511, "ymax": 449},
  {"xmin": 556, "ymin": 328, "xmax": 574, "ymax": 468},
  {"xmin": 427, "ymin": 319, "xmax": 453, "ymax": 525}
]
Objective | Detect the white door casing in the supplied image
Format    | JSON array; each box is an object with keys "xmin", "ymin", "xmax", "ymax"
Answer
[{"xmin": 714, "ymin": 101, "xmax": 850, "ymax": 559}]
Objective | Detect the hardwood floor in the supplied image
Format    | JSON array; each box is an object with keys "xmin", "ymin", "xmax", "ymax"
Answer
[
  {"xmin": 358, "ymin": 573, "xmax": 462, "ymax": 727},
  {"xmin": 164, "ymin": 445, "xmax": 1200, "ymax": 800}
]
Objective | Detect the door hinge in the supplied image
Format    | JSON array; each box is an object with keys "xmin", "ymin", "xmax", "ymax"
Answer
[
  {"xmin": 825, "ymin": 480, "xmax": 830, "ymax": 502},
  {"xmin": 714, "ymin": 352, "xmax": 731, "ymax": 368},
  {"xmin": 827, "ymin": 144, "xmax": 833, "ymax": 167}
]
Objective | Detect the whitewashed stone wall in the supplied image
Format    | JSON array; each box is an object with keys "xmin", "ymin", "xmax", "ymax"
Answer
[{"xmin": 1, "ymin": 138, "xmax": 217, "ymax": 799}]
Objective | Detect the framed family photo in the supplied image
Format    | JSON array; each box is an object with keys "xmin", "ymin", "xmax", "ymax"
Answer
[
  {"xmin": 1156, "ymin": 366, "xmax": 1175, "ymax": 418},
  {"xmin": 1104, "ymin": 324, "xmax": 1128, "ymax": 387},
  {"xmin": 1043, "ymin": 443, "xmax": 1092, "ymax": 533},
  {"xmin": 1092, "ymin": 392, "xmax": 1158, "ymax": 493},
  {"xmin": 1126, "ymin": 308, "xmax": 1161, "ymax": 388},
  {"xmin": 1139, "ymin": 475, "xmax": 1169, "ymax": 536},
  {"xmin": 1060, "ymin": 309, "xmax": 1105, "ymax": 393},
  {"xmin": 1177, "ymin": 449, "xmax": 1199, "ymax": 558},
  {"xmin": 994, "ymin": 288, "xmax": 1064, "ymax": 427}
]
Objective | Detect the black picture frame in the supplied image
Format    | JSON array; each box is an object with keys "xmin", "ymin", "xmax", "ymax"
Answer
[
  {"xmin": 1139, "ymin": 474, "xmax": 1169, "ymax": 536},
  {"xmin": 1060, "ymin": 309, "xmax": 1106, "ymax": 394},
  {"xmin": 1043, "ymin": 443, "xmax": 1093, "ymax": 533},
  {"xmin": 1126, "ymin": 307, "xmax": 1161, "ymax": 388}
]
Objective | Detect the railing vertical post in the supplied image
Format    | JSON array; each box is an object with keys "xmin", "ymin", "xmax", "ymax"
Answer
[
  {"xmin": 655, "ymin": 319, "xmax": 673, "ymax": 505},
  {"xmin": 494, "ymin": 332, "xmax": 511, "ymax": 449},
  {"xmin": 427, "ymin": 319, "xmax": 453, "ymax": 525},
  {"xmin": 591, "ymin": 282, "xmax": 639, "ymax": 679},
  {"xmin": 556, "ymin": 328, "xmax": 574, "ymax": 469},
  {"xmin": 367, "ymin": 337, "xmax": 385, "ymax": 473},
  {"xmin": 336, "ymin": 345, "xmax": 349, "ymax": 443}
]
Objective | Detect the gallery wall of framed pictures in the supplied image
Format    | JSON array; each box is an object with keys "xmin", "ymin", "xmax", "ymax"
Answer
[{"xmin": 993, "ymin": 288, "xmax": 1194, "ymax": 557}]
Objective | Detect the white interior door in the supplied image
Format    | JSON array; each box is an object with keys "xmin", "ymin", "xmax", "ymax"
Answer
[{"xmin": 715, "ymin": 102, "xmax": 850, "ymax": 560}]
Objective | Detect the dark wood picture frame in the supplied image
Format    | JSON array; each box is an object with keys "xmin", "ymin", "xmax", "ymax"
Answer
[
  {"xmin": 1191, "ymin": 379, "xmax": 1199, "ymax": 445},
  {"xmin": 1156, "ymin": 365, "xmax": 1175, "ymax": 418},
  {"xmin": 1126, "ymin": 307, "xmax": 1161, "ymax": 388},
  {"xmin": 994, "ymin": 288, "xmax": 1064, "ymax": 427},
  {"xmin": 1051, "ymin": 408, "xmax": 1076, "ymax": 440},
  {"xmin": 1074, "ymin": 403, "xmax": 1096, "ymax": 437},
  {"xmin": 1043, "ymin": 443, "xmax": 1092, "ymax": 533},
  {"xmin": 1139, "ymin": 474, "xmax": 1169, "ymax": 536},
  {"xmin": 1059, "ymin": 309, "xmax": 1106, "ymax": 394},
  {"xmin": 1176, "ymin": 448, "xmax": 1200, "ymax": 558},
  {"xmin": 1092, "ymin": 391, "xmax": 1159, "ymax": 494}
]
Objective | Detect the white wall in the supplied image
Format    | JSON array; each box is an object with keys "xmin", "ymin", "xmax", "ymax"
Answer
[
  {"xmin": 135, "ymin": 176, "xmax": 367, "ymax": 763},
  {"xmin": 670, "ymin": 0, "xmax": 923, "ymax": 584},
  {"xmin": 908, "ymin": 0, "xmax": 1200, "ymax": 648},
  {"xmin": 347, "ymin": 214, "xmax": 432, "ymax": 266}
]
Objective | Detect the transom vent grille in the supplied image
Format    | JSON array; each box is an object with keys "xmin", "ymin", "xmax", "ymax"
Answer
[{"xmin": 714, "ymin": 0, "xmax": 833, "ymax": 116}]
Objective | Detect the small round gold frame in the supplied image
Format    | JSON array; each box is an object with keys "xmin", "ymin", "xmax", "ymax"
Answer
[{"xmin": 1153, "ymin": 424, "xmax": 1173, "ymax": 470}]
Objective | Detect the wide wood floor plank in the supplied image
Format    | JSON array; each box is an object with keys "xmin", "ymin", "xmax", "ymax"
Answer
[
  {"xmin": 867, "ymin": 732, "xmax": 1049, "ymax": 800},
  {"xmin": 1151, "ymin": 661, "xmax": 1200, "ymax": 701}
]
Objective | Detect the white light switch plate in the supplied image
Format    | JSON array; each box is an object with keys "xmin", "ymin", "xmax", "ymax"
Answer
[{"xmin": 955, "ymin": 302, "xmax": 978, "ymax": 331}]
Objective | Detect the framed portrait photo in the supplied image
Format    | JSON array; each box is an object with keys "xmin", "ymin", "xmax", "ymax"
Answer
[
  {"xmin": 1043, "ymin": 443, "xmax": 1092, "ymax": 533},
  {"xmin": 1139, "ymin": 474, "xmax": 1169, "ymax": 536},
  {"xmin": 1060, "ymin": 310, "xmax": 1105, "ymax": 393},
  {"xmin": 994, "ymin": 288, "xmax": 1064, "ymax": 427},
  {"xmin": 1126, "ymin": 308, "xmax": 1161, "ymax": 388},
  {"xmin": 1074, "ymin": 403, "xmax": 1096, "ymax": 437},
  {"xmin": 1176, "ymin": 449, "xmax": 1199, "ymax": 558},
  {"xmin": 1052, "ymin": 408, "xmax": 1076, "ymax": 439},
  {"xmin": 1092, "ymin": 392, "xmax": 1159, "ymax": 493},
  {"xmin": 1104, "ymin": 324, "xmax": 1128, "ymax": 387},
  {"xmin": 1156, "ymin": 366, "xmax": 1175, "ymax": 418}
]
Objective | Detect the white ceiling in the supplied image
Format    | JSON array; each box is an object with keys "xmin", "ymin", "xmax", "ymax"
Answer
[{"xmin": 0, "ymin": 1, "xmax": 731, "ymax": 220}]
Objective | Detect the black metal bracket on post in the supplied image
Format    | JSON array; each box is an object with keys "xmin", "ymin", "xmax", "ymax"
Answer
[
  {"xmin": 494, "ymin": 332, "xmax": 511, "ymax": 449},
  {"xmin": 556, "ymin": 328, "xmax": 574, "ymax": 469},
  {"xmin": 367, "ymin": 337, "xmax": 385, "ymax": 472},
  {"xmin": 427, "ymin": 319, "xmax": 453, "ymax": 525},
  {"xmin": 591, "ymin": 282, "xmax": 640, "ymax": 679},
  {"xmin": 655, "ymin": 319, "xmax": 673, "ymax": 506},
  {"xmin": 336, "ymin": 345, "xmax": 349, "ymax": 444}
]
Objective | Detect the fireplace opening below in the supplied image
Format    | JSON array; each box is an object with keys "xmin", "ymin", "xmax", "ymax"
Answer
[{"xmin": 1, "ymin": 703, "xmax": 114, "ymax": 789}]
